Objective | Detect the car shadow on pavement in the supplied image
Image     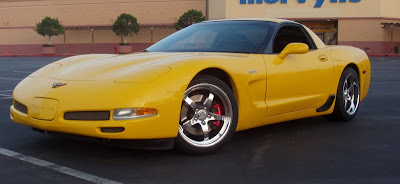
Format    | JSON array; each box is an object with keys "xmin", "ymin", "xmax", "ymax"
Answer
[{"xmin": 17, "ymin": 115, "xmax": 347, "ymax": 158}]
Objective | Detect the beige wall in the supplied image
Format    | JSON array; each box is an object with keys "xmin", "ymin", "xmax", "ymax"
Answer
[
  {"xmin": 208, "ymin": 0, "xmax": 226, "ymax": 20},
  {"xmin": 0, "ymin": 0, "xmax": 205, "ymax": 26},
  {"xmin": 381, "ymin": 0, "xmax": 400, "ymax": 18},
  {"xmin": 0, "ymin": 0, "xmax": 205, "ymax": 45},
  {"xmin": 339, "ymin": 19, "xmax": 400, "ymax": 43},
  {"xmin": 1, "ymin": 0, "xmax": 399, "ymax": 54},
  {"xmin": 338, "ymin": 19, "xmax": 384, "ymax": 42},
  {"xmin": 209, "ymin": 0, "xmax": 400, "ymax": 44}
]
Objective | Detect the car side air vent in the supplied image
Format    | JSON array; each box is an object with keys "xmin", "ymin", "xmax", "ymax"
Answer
[
  {"xmin": 100, "ymin": 127, "xmax": 125, "ymax": 133},
  {"xmin": 64, "ymin": 111, "xmax": 110, "ymax": 121}
]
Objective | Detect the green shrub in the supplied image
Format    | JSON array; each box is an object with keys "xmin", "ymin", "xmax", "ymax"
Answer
[
  {"xmin": 34, "ymin": 17, "xmax": 64, "ymax": 47},
  {"xmin": 112, "ymin": 13, "xmax": 140, "ymax": 45},
  {"xmin": 174, "ymin": 9, "xmax": 205, "ymax": 30}
]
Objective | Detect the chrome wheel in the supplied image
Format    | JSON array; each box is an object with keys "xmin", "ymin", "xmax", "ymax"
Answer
[
  {"xmin": 326, "ymin": 67, "xmax": 361, "ymax": 121},
  {"xmin": 178, "ymin": 83, "xmax": 233, "ymax": 148},
  {"xmin": 342, "ymin": 73, "xmax": 360, "ymax": 116}
]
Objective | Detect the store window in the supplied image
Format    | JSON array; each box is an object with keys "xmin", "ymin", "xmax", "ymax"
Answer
[{"xmin": 299, "ymin": 21, "xmax": 338, "ymax": 45}]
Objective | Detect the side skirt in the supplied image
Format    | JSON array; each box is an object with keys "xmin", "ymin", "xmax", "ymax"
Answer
[{"xmin": 316, "ymin": 94, "xmax": 336, "ymax": 113}]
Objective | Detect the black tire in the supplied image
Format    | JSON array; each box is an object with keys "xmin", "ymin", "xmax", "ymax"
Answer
[
  {"xmin": 175, "ymin": 75, "xmax": 238, "ymax": 155},
  {"xmin": 327, "ymin": 67, "xmax": 360, "ymax": 121}
]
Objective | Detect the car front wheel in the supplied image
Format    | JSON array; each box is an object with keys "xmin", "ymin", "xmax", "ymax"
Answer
[{"xmin": 175, "ymin": 75, "xmax": 238, "ymax": 155}]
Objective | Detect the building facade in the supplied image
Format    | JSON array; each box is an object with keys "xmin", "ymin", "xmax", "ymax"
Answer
[
  {"xmin": 1, "ymin": 0, "xmax": 399, "ymax": 55},
  {"xmin": 0, "ymin": 0, "xmax": 205, "ymax": 55},
  {"xmin": 209, "ymin": 0, "xmax": 400, "ymax": 55}
]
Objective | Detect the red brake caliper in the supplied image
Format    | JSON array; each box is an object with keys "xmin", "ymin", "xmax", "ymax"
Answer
[{"xmin": 213, "ymin": 104, "xmax": 222, "ymax": 127}]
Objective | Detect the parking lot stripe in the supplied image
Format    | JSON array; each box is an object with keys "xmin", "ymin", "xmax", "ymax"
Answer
[
  {"xmin": 0, "ymin": 77, "xmax": 23, "ymax": 81},
  {"xmin": 0, "ymin": 147, "xmax": 122, "ymax": 184},
  {"xmin": 13, "ymin": 71, "xmax": 32, "ymax": 74}
]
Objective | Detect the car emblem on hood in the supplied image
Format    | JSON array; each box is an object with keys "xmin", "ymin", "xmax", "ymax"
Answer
[{"xmin": 52, "ymin": 82, "xmax": 67, "ymax": 89}]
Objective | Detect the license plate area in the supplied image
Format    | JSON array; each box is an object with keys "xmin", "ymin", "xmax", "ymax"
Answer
[{"xmin": 30, "ymin": 98, "xmax": 59, "ymax": 121}]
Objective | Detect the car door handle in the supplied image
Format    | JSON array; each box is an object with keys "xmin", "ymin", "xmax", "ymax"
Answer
[{"xmin": 318, "ymin": 55, "xmax": 328, "ymax": 62}]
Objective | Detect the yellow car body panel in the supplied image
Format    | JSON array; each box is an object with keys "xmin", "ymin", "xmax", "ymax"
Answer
[{"xmin": 10, "ymin": 19, "xmax": 371, "ymax": 140}]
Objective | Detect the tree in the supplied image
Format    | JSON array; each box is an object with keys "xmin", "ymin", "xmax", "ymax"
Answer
[
  {"xmin": 112, "ymin": 13, "xmax": 140, "ymax": 45},
  {"xmin": 34, "ymin": 17, "xmax": 65, "ymax": 46},
  {"xmin": 174, "ymin": 9, "xmax": 205, "ymax": 30}
]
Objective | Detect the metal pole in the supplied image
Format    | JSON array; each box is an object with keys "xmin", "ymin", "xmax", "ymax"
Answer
[
  {"xmin": 91, "ymin": 29, "xmax": 94, "ymax": 54},
  {"xmin": 391, "ymin": 26, "xmax": 394, "ymax": 54},
  {"xmin": 64, "ymin": 31, "xmax": 66, "ymax": 54},
  {"xmin": 150, "ymin": 27, "xmax": 154, "ymax": 44},
  {"xmin": 206, "ymin": 0, "xmax": 209, "ymax": 20}
]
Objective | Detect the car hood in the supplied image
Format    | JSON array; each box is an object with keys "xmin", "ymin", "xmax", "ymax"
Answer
[{"xmin": 38, "ymin": 52, "xmax": 202, "ymax": 82}]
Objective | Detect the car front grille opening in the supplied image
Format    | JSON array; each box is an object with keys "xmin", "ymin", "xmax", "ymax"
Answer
[
  {"xmin": 64, "ymin": 111, "xmax": 110, "ymax": 121},
  {"xmin": 100, "ymin": 127, "xmax": 125, "ymax": 133},
  {"xmin": 14, "ymin": 100, "xmax": 28, "ymax": 114}
]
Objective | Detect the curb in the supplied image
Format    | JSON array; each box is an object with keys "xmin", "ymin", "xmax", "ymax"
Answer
[
  {"xmin": 368, "ymin": 54, "xmax": 400, "ymax": 57},
  {"xmin": 0, "ymin": 55, "xmax": 75, "ymax": 57},
  {"xmin": 1, "ymin": 54, "xmax": 400, "ymax": 58}
]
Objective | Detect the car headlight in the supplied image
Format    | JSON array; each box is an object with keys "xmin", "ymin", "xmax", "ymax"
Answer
[{"xmin": 113, "ymin": 108, "xmax": 157, "ymax": 120}]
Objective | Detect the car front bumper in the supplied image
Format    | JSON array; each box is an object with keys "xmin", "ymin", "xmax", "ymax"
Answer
[{"xmin": 10, "ymin": 76, "xmax": 183, "ymax": 139}]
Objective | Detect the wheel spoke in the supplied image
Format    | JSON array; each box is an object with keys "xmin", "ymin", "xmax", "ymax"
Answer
[
  {"xmin": 184, "ymin": 96, "xmax": 200, "ymax": 111},
  {"xmin": 348, "ymin": 101, "xmax": 356, "ymax": 113},
  {"xmin": 182, "ymin": 120, "xmax": 193, "ymax": 129},
  {"xmin": 200, "ymin": 123, "xmax": 210, "ymax": 140},
  {"xmin": 343, "ymin": 80, "xmax": 348, "ymax": 90},
  {"xmin": 348, "ymin": 83, "xmax": 354, "ymax": 92},
  {"xmin": 210, "ymin": 114, "xmax": 229, "ymax": 121},
  {"xmin": 203, "ymin": 93, "xmax": 215, "ymax": 109},
  {"xmin": 181, "ymin": 117, "xmax": 187, "ymax": 122}
]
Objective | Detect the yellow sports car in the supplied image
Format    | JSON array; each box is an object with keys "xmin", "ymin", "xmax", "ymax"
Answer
[{"xmin": 10, "ymin": 18, "xmax": 371, "ymax": 154}]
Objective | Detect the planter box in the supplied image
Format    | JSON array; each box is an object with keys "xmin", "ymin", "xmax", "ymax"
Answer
[
  {"xmin": 118, "ymin": 45, "xmax": 133, "ymax": 54},
  {"xmin": 42, "ymin": 46, "xmax": 56, "ymax": 55}
]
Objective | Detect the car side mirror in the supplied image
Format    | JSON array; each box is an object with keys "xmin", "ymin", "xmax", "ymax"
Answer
[{"xmin": 277, "ymin": 43, "xmax": 309, "ymax": 59}]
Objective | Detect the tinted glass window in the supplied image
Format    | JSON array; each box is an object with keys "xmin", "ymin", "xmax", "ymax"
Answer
[
  {"xmin": 147, "ymin": 21, "xmax": 276, "ymax": 54},
  {"xmin": 273, "ymin": 25, "xmax": 315, "ymax": 53}
]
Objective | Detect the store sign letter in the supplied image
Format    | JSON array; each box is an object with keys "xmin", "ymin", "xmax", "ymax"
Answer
[{"xmin": 240, "ymin": 0, "xmax": 361, "ymax": 8}]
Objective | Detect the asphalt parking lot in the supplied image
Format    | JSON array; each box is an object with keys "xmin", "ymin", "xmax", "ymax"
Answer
[{"xmin": 0, "ymin": 56, "xmax": 399, "ymax": 184}]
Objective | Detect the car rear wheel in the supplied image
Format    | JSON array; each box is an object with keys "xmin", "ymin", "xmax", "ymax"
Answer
[
  {"xmin": 328, "ymin": 67, "xmax": 360, "ymax": 121},
  {"xmin": 175, "ymin": 75, "xmax": 238, "ymax": 155}
]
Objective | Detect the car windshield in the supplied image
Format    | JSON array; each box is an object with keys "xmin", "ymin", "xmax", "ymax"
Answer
[{"xmin": 146, "ymin": 21, "xmax": 276, "ymax": 54}]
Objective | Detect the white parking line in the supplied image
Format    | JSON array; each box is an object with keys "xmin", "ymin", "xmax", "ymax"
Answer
[
  {"xmin": 0, "ymin": 90, "xmax": 12, "ymax": 100},
  {"xmin": 0, "ymin": 147, "xmax": 122, "ymax": 184},
  {"xmin": 13, "ymin": 71, "xmax": 32, "ymax": 74},
  {"xmin": 0, "ymin": 77, "xmax": 23, "ymax": 81}
]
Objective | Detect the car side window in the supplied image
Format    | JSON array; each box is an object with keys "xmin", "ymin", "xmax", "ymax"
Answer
[{"xmin": 273, "ymin": 25, "xmax": 315, "ymax": 53}]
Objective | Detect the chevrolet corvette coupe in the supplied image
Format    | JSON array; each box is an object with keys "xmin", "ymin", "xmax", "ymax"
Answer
[{"xmin": 10, "ymin": 19, "xmax": 371, "ymax": 154}]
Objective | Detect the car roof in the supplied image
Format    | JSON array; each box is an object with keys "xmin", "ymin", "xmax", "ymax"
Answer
[{"xmin": 204, "ymin": 18, "xmax": 296, "ymax": 24}]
